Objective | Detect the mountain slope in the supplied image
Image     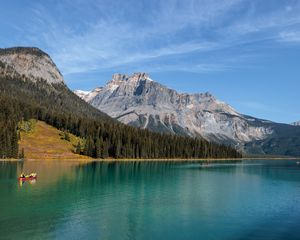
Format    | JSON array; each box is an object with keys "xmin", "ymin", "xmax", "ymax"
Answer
[
  {"xmin": 0, "ymin": 47, "xmax": 64, "ymax": 84},
  {"xmin": 0, "ymin": 47, "xmax": 240, "ymax": 159},
  {"xmin": 19, "ymin": 120, "xmax": 91, "ymax": 160},
  {"xmin": 75, "ymin": 72, "xmax": 300, "ymax": 157}
]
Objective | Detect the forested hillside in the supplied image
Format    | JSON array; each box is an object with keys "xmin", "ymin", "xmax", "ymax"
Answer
[{"xmin": 0, "ymin": 63, "xmax": 241, "ymax": 159}]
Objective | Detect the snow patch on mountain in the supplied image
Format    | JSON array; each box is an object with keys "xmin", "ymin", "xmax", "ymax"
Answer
[
  {"xmin": 292, "ymin": 121, "xmax": 300, "ymax": 126},
  {"xmin": 74, "ymin": 87, "xmax": 103, "ymax": 102}
]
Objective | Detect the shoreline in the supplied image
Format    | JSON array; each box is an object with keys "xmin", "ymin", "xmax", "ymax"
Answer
[{"xmin": 1, "ymin": 157, "xmax": 300, "ymax": 162}]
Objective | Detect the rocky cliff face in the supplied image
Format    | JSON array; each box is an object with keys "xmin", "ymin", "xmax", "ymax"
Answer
[
  {"xmin": 75, "ymin": 73, "xmax": 274, "ymax": 150},
  {"xmin": 0, "ymin": 47, "xmax": 64, "ymax": 84}
]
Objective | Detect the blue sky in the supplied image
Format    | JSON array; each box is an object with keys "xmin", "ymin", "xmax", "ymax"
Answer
[{"xmin": 1, "ymin": 0, "xmax": 300, "ymax": 123}]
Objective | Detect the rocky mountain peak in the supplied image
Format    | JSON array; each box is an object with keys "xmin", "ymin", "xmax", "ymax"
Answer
[
  {"xmin": 74, "ymin": 73, "xmax": 274, "ymax": 149},
  {"xmin": 131, "ymin": 72, "xmax": 151, "ymax": 81},
  {"xmin": 112, "ymin": 73, "xmax": 129, "ymax": 82},
  {"xmin": 0, "ymin": 47, "xmax": 49, "ymax": 57},
  {"xmin": 107, "ymin": 72, "xmax": 152, "ymax": 92},
  {"xmin": 0, "ymin": 47, "xmax": 64, "ymax": 84},
  {"xmin": 111, "ymin": 72, "xmax": 151, "ymax": 83}
]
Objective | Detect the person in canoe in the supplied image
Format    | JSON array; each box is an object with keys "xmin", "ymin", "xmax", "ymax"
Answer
[
  {"xmin": 29, "ymin": 173, "xmax": 37, "ymax": 178},
  {"xmin": 19, "ymin": 172, "xmax": 37, "ymax": 179}
]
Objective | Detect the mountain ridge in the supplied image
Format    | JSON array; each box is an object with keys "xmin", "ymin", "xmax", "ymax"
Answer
[
  {"xmin": 75, "ymin": 73, "xmax": 272, "ymax": 144},
  {"xmin": 0, "ymin": 47, "xmax": 64, "ymax": 84},
  {"xmin": 75, "ymin": 72, "xmax": 300, "ymax": 156}
]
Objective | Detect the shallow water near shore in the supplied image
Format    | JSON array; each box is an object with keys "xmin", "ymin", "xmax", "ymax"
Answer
[{"xmin": 1, "ymin": 159, "xmax": 300, "ymax": 240}]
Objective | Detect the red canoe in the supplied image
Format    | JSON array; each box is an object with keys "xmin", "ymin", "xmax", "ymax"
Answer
[{"xmin": 18, "ymin": 176, "xmax": 37, "ymax": 181}]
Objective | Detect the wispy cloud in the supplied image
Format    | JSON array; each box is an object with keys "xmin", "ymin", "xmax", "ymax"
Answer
[
  {"xmin": 15, "ymin": 0, "xmax": 300, "ymax": 75},
  {"xmin": 279, "ymin": 31, "xmax": 300, "ymax": 42}
]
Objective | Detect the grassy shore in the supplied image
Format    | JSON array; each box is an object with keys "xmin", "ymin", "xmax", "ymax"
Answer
[
  {"xmin": 0, "ymin": 120, "xmax": 298, "ymax": 163},
  {"xmin": 18, "ymin": 120, "xmax": 91, "ymax": 160},
  {"xmin": 1, "ymin": 157, "xmax": 299, "ymax": 163}
]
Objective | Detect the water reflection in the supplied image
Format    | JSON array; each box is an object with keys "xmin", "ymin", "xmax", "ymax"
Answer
[
  {"xmin": 1, "ymin": 160, "xmax": 300, "ymax": 240},
  {"xmin": 19, "ymin": 178, "xmax": 37, "ymax": 187},
  {"xmin": 0, "ymin": 161, "xmax": 18, "ymax": 180},
  {"xmin": 240, "ymin": 160, "xmax": 300, "ymax": 183}
]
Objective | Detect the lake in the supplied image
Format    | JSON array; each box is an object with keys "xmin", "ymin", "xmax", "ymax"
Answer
[{"xmin": 1, "ymin": 160, "xmax": 300, "ymax": 240}]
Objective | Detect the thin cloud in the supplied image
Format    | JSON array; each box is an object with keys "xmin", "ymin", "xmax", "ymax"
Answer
[
  {"xmin": 279, "ymin": 31, "xmax": 300, "ymax": 43},
  {"xmin": 20, "ymin": 0, "xmax": 300, "ymax": 75}
]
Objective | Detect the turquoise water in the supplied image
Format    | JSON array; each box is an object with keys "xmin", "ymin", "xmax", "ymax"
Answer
[{"xmin": 1, "ymin": 160, "xmax": 300, "ymax": 240}]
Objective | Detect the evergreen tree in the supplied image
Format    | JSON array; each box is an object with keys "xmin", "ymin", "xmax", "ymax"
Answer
[
  {"xmin": 102, "ymin": 141, "xmax": 109, "ymax": 159},
  {"xmin": 19, "ymin": 148, "xmax": 25, "ymax": 159},
  {"xmin": 75, "ymin": 141, "xmax": 81, "ymax": 154},
  {"xmin": 95, "ymin": 137, "xmax": 102, "ymax": 159},
  {"xmin": 64, "ymin": 131, "xmax": 70, "ymax": 141}
]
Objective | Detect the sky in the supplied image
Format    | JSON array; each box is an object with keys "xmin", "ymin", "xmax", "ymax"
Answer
[{"xmin": 0, "ymin": 0, "xmax": 300, "ymax": 123}]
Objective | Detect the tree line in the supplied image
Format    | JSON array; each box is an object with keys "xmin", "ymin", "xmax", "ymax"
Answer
[{"xmin": 0, "ymin": 66, "xmax": 242, "ymax": 159}]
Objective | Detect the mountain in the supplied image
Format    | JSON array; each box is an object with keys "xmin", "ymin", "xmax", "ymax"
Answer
[
  {"xmin": 75, "ymin": 72, "xmax": 300, "ymax": 157},
  {"xmin": 0, "ymin": 47, "xmax": 64, "ymax": 84},
  {"xmin": 292, "ymin": 121, "xmax": 300, "ymax": 126},
  {"xmin": 0, "ymin": 47, "xmax": 240, "ymax": 159},
  {"xmin": 75, "ymin": 72, "xmax": 272, "ymax": 144},
  {"xmin": 74, "ymin": 88, "xmax": 103, "ymax": 102}
]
